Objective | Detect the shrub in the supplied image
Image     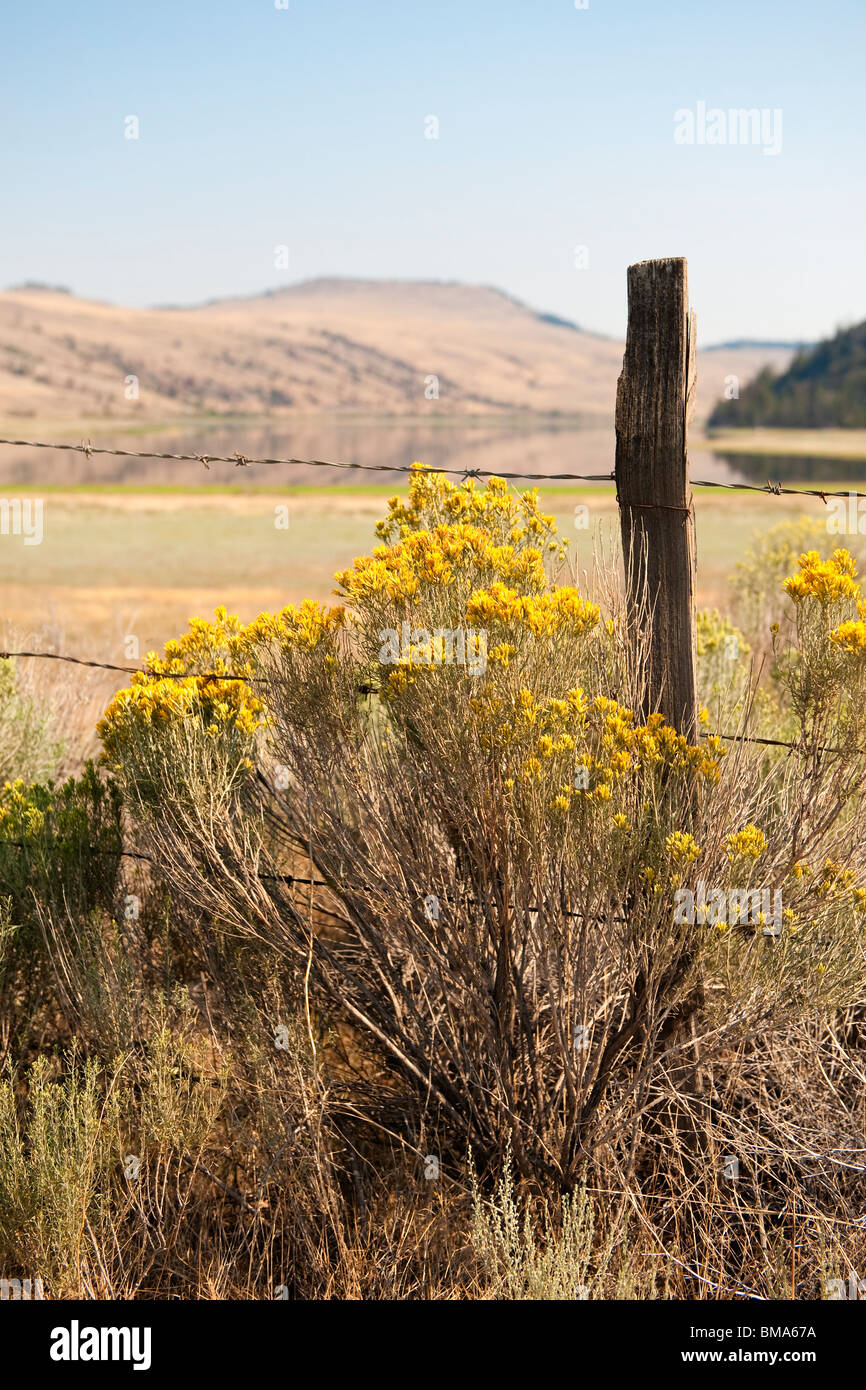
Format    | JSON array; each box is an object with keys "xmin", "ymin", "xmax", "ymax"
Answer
[
  {"xmin": 0, "ymin": 657, "xmax": 66, "ymax": 784},
  {"xmin": 0, "ymin": 763, "xmax": 122, "ymax": 938},
  {"xmin": 95, "ymin": 471, "xmax": 866, "ymax": 1203}
]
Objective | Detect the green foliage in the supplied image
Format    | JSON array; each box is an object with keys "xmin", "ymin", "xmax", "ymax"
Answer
[
  {"xmin": 0, "ymin": 658, "xmax": 65, "ymax": 785},
  {"xmin": 0, "ymin": 763, "xmax": 122, "ymax": 940},
  {"xmin": 0, "ymin": 1052, "xmax": 121, "ymax": 1290},
  {"xmin": 709, "ymin": 320, "xmax": 866, "ymax": 428},
  {"xmin": 470, "ymin": 1154, "xmax": 644, "ymax": 1299},
  {"xmin": 0, "ymin": 1023, "xmax": 229, "ymax": 1297}
]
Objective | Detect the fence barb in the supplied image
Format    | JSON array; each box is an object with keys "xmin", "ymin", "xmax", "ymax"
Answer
[{"xmin": 0, "ymin": 434, "xmax": 863, "ymax": 497}]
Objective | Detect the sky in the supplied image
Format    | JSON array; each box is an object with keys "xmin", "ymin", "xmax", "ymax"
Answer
[{"xmin": 2, "ymin": 0, "xmax": 864, "ymax": 344}]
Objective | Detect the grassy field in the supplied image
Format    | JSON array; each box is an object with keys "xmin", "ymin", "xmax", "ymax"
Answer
[{"xmin": 0, "ymin": 482, "xmax": 835, "ymax": 659}]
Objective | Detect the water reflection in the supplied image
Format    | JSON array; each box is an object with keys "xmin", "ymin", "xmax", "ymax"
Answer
[
  {"xmin": 0, "ymin": 419, "xmax": 614, "ymax": 488},
  {"xmin": 713, "ymin": 451, "xmax": 866, "ymax": 486},
  {"xmin": 0, "ymin": 418, "xmax": 856, "ymax": 490}
]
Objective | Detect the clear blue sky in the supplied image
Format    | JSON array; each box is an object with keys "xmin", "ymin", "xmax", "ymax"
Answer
[{"xmin": 2, "ymin": 0, "xmax": 864, "ymax": 343}]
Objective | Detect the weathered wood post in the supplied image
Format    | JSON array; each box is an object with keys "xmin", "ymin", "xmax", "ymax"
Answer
[{"xmin": 615, "ymin": 257, "xmax": 698, "ymax": 741}]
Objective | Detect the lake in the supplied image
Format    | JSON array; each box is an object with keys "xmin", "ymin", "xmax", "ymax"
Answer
[{"xmin": 0, "ymin": 417, "xmax": 804, "ymax": 490}]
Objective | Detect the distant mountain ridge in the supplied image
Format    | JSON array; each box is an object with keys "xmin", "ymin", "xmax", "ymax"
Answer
[
  {"xmin": 706, "ymin": 338, "xmax": 812, "ymax": 352},
  {"xmin": 0, "ymin": 277, "xmax": 797, "ymax": 426},
  {"xmin": 709, "ymin": 320, "xmax": 866, "ymax": 428}
]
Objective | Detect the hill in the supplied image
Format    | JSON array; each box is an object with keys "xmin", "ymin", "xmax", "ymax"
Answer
[
  {"xmin": 0, "ymin": 278, "xmax": 795, "ymax": 426},
  {"xmin": 709, "ymin": 319, "xmax": 866, "ymax": 429}
]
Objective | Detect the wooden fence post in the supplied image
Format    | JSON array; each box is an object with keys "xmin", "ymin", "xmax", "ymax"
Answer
[{"xmin": 615, "ymin": 257, "xmax": 698, "ymax": 742}]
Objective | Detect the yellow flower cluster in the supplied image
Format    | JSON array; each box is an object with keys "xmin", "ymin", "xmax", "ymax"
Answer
[
  {"xmin": 594, "ymin": 699, "xmax": 724, "ymax": 783},
  {"xmin": 665, "ymin": 831, "xmax": 702, "ymax": 863},
  {"xmin": 828, "ymin": 599, "xmax": 866, "ymax": 654},
  {"xmin": 245, "ymin": 600, "xmax": 346, "ymax": 650},
  {"xmin": 99, "ymin": 610, "xmax": 261, "ymax": 759},
  {"xmin": 473, "ymin": 686, "xmax": 722, "ymax": 812},
  {"xmin": 488, "ymin": 642, "xmax": 517, "ymax": 668},
  {"xmin": 99, "ymin": 676, "xmax": 266, "ymax": 762},
  {"xmin": 466, "ymin": 581, "xmax": 599, "ymax": 637},
  {"xmin": 375, "ymin": 467, "xmax": 558, "ymax": 550},
  {"xmin": 724, "ymin": 824, "xmax": 768, "ymax": 860},
  {"xmin": 783, "ymin": 549, "xmax": 860, "ymax": 605},
  {"xmin": 784, "ymin": 860, "xmax": 866, "ymax": 920},
  {"xmin": 814, "ymin": 859, "xmax": 856, "ymax": 896},
  {"xmin": 471, "ymin": 686, "xmax": 587, "ymax": 751},
  {"xmin": 98, "ymin": 601, "xmax": 347, "ymax": 759},
  {"xmin": 0, "ymin": 778, "xmax": 46, "ymax": 838},
  {"xmin": 140, "ymin": 602, "xmax": 345, "ymax": 679},
  {"xmin": 336, "ymin": 524, "xmax": 547, "ymax": 604},
  {"xmin": 828, "ymin": 619, "xmax": 866, "ymax": 652},
  {"xmin": 151, "ymin": 606, "xmax": 253, "ymax": 678}
]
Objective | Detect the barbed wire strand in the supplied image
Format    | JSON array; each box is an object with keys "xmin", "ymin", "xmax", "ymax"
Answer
[
  {"xmin": 0, "ymin": 644, "xmax": 854, "ymax": 759},
  {"xmin": 0, "ymin": 435, "xmax": 611, "ymax": 484},
  {"xmin": 0, "ymin": 836, "xmax": 328, "ymax": 887},
  {"xmin": 0, "ymin": 435, "xmax": 862, "ymax": 498},
  {"xmin": 0, "ymin": 836, "xmax": 794, "ymax": 934},
  {"xmin": 0, "ymin": 649, "xmax": 270, "ymax": 684}
]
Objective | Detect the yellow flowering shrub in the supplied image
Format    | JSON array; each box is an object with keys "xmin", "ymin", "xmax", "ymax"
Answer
[
  {"xmin": 98, "ymin": 600, "xmax": 348, "ymax": 767},
  {"xmin": 71, "ymin": 479, "xmax": 866, "ymax": 1206},
  {"xmin": 724, "ymin": 825, "xmax": 768, "ymax": 861},
  {"xmin": 375, "ymin": 465, "xmax": 562, "ymax": 553},
  {"xmin": 99, "ymin": 470, "xmax": 734, "ymax": 900},
  {"xmin": 783, "ymin": 549, "xmax": 860, "ymax": 606},
  {"xmin": 99, "ymin": 675, "xmax": 266, "ymax": 766},
  {"xmin": 774, "ymin": 547, "xmax": 866, "ymax": 741},
  {"xmin": 98, "ymin": 475, "xmax": 866, "ymax": 996}
]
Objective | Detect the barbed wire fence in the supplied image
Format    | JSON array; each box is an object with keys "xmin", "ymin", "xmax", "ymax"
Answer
[
  {"xmin": 0, "ymin": 404, "xmax": 860, "ymax": 767},
  {"xmin": 0, "ymin": 433, "xmax": 861, "ymax": 499},
  {"xmin": 1, "ymin": 256, "xmax": 862, "ymax": 897}
]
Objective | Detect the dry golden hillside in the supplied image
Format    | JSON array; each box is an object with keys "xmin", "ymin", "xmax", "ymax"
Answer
[{"xmin": 0, "ymin": 278, "xmax": 795, "ymax": 425}]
